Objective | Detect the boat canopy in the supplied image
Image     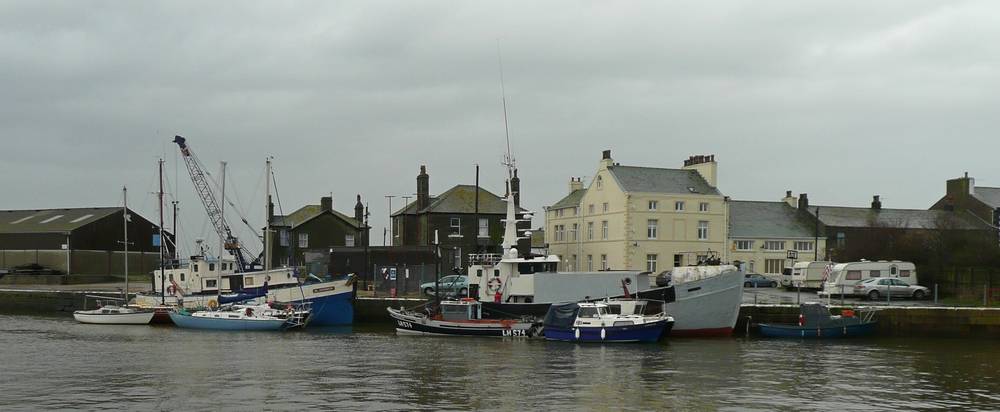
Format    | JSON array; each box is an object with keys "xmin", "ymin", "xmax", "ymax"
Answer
[{"xmin": 543, "ymin": 303, "xmax": 580, "ymax": 330}]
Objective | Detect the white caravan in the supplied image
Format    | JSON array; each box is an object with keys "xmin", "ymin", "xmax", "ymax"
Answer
[
  {"xmin": 819, "ymin": 260, "xmax": 917, "ymax": 297},
  {"xmin": 790, "ymin": 261, "xmax": 834, "ymax": 290}
]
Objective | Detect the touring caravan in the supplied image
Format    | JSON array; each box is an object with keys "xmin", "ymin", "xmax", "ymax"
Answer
[
  {"xmin": 789, "ymin": 261, "xmax": 834, "ymax": 290},
  {"xmin": 819, "ymin": 261, "xmax": 917, "ymax": 297}
]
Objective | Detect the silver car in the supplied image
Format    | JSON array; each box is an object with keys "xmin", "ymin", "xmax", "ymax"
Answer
[{"xmin": 852, "ymin": 278, "xmax": 929, "ymax": 300}]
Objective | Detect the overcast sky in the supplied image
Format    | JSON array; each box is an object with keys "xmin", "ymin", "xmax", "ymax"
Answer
[{"xmin": 3, "ymin": 1, "xmax": 998, "ymax": 255}]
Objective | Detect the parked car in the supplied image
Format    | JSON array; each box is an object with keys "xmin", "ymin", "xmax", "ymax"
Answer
[
  {"xmin": 852, "ymin": 278, "xmax": 929, "ymax": 300},
  {"xmin": 780, "ymin": 267, "xmax": 793, "ymax": 289},
  {"xmin": 744, "ymin": 273, "xmax": 777, "ymax": 288},
  {"xmin": 421, "ymin": 275, "xmax": 469, "ymax": 297}
]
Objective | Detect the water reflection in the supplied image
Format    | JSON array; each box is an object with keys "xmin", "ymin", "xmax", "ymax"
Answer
[{"xmin": 0, "ymin": 315, "xmax": 998, "ymax": 411}]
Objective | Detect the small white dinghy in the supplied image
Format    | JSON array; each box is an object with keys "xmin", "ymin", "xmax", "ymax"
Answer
[{"xmin": 73, "ymin": 295, "xmax": 154, "ymax": 325}]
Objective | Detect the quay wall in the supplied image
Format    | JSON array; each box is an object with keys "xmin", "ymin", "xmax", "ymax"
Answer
[
  {"xmin": 4, "ymin": 288, "xmax": 1000, "ymax": 338},
  {"xmin": 736, "ymin": 304, "xmax": 1000, "ymax": 338}
]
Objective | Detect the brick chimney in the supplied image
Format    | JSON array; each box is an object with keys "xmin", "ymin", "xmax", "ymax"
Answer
[
  {"xmin": 798, "ymin": 193, "xmax": 809, "ymax": 210},
  {"xmin": 354, "ymin": 194, "xmax": 364, "ymax": 223},
  {"xmin": 781, "ymin": 190, "xmax": 797, "ymax": 208},
  {"xmin": 320, "ymin": 196, "xmax": 333, "ymax": 212},
  {"xmin": 871, "ymin": 195, "xmax": 882, "ymax": 210},
  {"xmin": 681, "ymin": 154, "xmax": 718, "ymax": 187},
  {"xmin": 417, "ymin": 165, "xmax": 430, "ymax": 210},
  {"xmin": 569, "ymin": 177, "xmax": 583, "ymax": 193},
  {"xmin": 600, "ymin": 149, "xmax": 614, "ymax": 169}
]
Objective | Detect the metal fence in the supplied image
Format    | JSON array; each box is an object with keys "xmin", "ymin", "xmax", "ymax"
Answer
[{"xmin": 362, "ymin": 263, "xmax": 443, "ymax": 298}]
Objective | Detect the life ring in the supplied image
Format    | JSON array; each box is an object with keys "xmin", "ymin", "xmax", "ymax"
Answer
[
  {"xmin": 166, "ymin": 285, "xmax": 176, "ymax": 295},
  {"xmin": 207, "ymin": 299, "xmax": 218, "ymax": 309},
  {"xmin": 487, "ymin": 278, "xmax": 503, "ymax": 293}
]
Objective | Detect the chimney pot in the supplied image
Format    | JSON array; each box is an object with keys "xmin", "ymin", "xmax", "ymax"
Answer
[
  {"xmin": 798, "ymin": 193, "xmax": 809, "ymax": 210},
  {"xmin": 321, "ymin": 196, "xmax": 333, "ymax": 212},
  {"xmin": 871, "ymin": 195, "xmax": 882, "ymax": 210},
  {"xmin": 602, "ymin": 150, "xmax": 612, "ymax": 160},
  {"xmin": 786, "ymin": 190, "xmax": 792, "ymax": 197}
]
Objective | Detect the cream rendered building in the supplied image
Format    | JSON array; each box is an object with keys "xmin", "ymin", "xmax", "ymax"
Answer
[
  {"xmin": 727, "ymin": 195, "xmax": 827, "ymax": 277},
  {"xmin": 546, "ymin": 151, "xmax": 727, "ymax": 273}
]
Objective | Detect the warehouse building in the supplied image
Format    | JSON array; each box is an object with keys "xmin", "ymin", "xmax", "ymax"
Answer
[{"xmin": 0, "ymin": 207, "xmax": 166, "ymax": 276}]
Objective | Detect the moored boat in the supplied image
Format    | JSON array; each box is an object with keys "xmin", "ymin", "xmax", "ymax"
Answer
[
  {"xmin": 757, "ymin": 302, "xmax": 877, "ymax": 338},
  {"xmin": 168, "ymin": 303, "xmax": 308, "ymax": 331},
  {"xmin": 542, "ymin": 299, "xmax": 674, "ymax": 343},
  {"xmin": 388, "ymin": 299, "xmax": 540, "ymax": 337},
  {"xmin": 73, "ymin": 295, "xmax": 155, "ymax": 325}
]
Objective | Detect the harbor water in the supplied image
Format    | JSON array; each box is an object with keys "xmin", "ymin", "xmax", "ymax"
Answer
[{"xmin": 1, "ymin": 313, "xmax": 998, "ymax": 411}]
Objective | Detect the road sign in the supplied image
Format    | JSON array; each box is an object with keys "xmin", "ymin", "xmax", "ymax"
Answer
[{"xmin": 786, "ymin": 250, "xmax": 798, "ymax": 259}]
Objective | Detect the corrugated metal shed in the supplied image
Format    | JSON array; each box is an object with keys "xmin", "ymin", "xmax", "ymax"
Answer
[
  {"xmin": 729, "ymin": 201, "xmax": 821, "ymax": 238},
  {"xmin": 606, "ymin": 166, "xmax": 722, "ymax": 195},
  {"xmin": 810, "ymin": 206, "xmax": 984, "ymax": 230},
  {"xmin": 0, "ymin": 208, "xmax": 119, "ymax": 233}
]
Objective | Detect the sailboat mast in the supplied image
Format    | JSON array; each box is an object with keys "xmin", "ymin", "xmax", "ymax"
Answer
[
  {"xmin": 122, "ymin": 186, "xmax": 129, "ymax": 302},
  {"xmin": 217, "ymin": 161, "xmax": 227, "ymax": 302},
  {"xmin": 158, "ymin": 159, "xmax": 166, "ymax": 305},
  {"xmin": 264, "ymin": 157, "xmax": 271, "ymax": 271}
]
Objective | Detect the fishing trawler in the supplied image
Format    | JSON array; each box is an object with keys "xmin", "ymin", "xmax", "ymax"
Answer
[
  {"xmin": 388, "ymin": 298, "xmax": 540, "ymax": 337},
  {"xmin": 465, "ymin": 157, "xmax": 743, "ymax": 337}
]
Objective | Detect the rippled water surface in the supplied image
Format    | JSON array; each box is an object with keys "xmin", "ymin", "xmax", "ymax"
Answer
[{"xmin": 1, "ymin": 314, "xmax": 998, "ymax": 411}]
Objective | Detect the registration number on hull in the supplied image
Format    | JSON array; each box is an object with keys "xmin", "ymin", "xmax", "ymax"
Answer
[
  {"xmin": 502, "ymin": 329, "xmax": 527, "ymax": 337},
  {"xmin": 397, "ymin": 321, "xmax": 414, "ymax": 329}
]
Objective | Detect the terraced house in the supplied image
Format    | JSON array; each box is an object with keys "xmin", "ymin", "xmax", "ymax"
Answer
[
  {"xmin": 728, "ymin": 196, "xmax": 826, "ymax": 276},
  {"xmin": 546, "ymin": 151, "xmax": 727, "ymax": 272}
]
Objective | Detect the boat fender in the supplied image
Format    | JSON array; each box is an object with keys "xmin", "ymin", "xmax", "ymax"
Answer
[
  {"xmin": 600, "ymin": 328, "xmax": 606, "ymax": 340},
  {"xmin": 167, "ymin": 285, "xmax": 177, "ymax": 295},
  {"xmin": 798, "ymin": 314, "xmax": 804, "ymax": 326},
  {"xmin": 207, "ymin": 299, "xmax": 218, "ymax": 309},
  {"xmin": 574, "ymin": 328, "xmax": 580, "ymax": 340},
  {"xmin": 245, "ymin": 308, "xmax": 253, "ymax": 317}
]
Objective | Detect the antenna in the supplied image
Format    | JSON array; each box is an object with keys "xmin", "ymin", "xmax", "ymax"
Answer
[{"xmin": 497, "ymin": 39, "xmax": 514, "ymax": 177}]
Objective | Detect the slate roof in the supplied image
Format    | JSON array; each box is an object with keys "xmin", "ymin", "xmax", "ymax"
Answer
[
  {"xmin": 391, "ymin": 185, "xmax": 522, "ymax": 216},
  {"xmin": 0, "ymin": 207, "xmax": 121, "ymax": 233},
  {"xmin": 729, "ymin": 201, "xmax": 821, "ymax": 238},
  {"xmin": 550, "ymin": 189, "xmax": 585, "ymax": 210},
  {"xmin": 606, "ymin": 166, "xmax": 722, "ymax": 195},
  {"xmin": 974, "ymin": 187, "xmax": 1000, "ymax": 208},
  {"xmin": 271, "ymin": 205, "xmax": 361, "ymax": 229},
  {"xmin": 809, "ymin": 206, "xmax": 984, "ymax": 230}
]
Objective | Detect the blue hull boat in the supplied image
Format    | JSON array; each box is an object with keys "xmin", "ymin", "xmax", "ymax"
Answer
[
  {"xmin": 758, "ymin": 322, "xmax": 876, "ymax": 338},
  {"xmin": 544, "ymin": 318, "xmax": 673, "ymax": 343},
  {"xmin": 168, "ymin": 311, "xmax": 287, "ymax": 331},
  {"xmin": 757, "ymin": 302, "xmax": 879, "ymax": 339}
]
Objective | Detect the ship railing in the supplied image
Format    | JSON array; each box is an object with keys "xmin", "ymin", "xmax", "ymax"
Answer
[{"xmin": 467, "ymin": 253, "xmax": 503, "ymax": 266}]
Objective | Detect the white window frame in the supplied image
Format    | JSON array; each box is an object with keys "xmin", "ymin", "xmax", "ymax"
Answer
[
  {"xmin": 735, "ymin": 240, "xmax": 754, "ymax": 251},
  {"xmin": 570, "ymin": 223, "xmax": 578, "ymax": 241},
  {"xmin": 602, "ymin": 202, "xmax": 609, "ymax": 213},
  {"xmin": 648, "ymin": 200, "xmax": 658, "ymax": 211},
  {"xmin": 699, "ymin": 202, "xmax": 709, "ymax": 212},
  {"xmin": 794, "ymin": 241, "xmax": 814, "ymax": 251},
  {"xmin": 675, "ymin": 201, "xmax": 685, "ymax": 211},
  {"xmin": 763, "ymin": 241, "xmax": 786, "ymax": 251},
  {"xmin": 697, "ymin": 221, "xmax": 709, "ymax": 240},
  {"xmin": 647, "ymin": 219, "xmax": 658, "ymax": 239},
  {"xmin": 478, "ymin": 218, "xmax": 489, "ymax": 238},
  {"xmin": 646, "ymin": 254, "xmax": 657, "ymax": 272},
  {"xmin": 587, "ymin": 222, "xmax": 594, "ymax": 240},
  {"xmin": 601, "ymin": 220, "xmax": 608, "ymax": 240},
  {"xmin": 601, "ymin": 254, "xmax": 608, "ymax": 270},
  {"xmin": 345, "ymin": 234, "xmax": 355, "ymax": 247},
  {"xmin": 450, "ymin": 217, "xmax": 461, "ymax": 236},
  {"xmin": 298, "ymin": 233, "xmax": 309, "ymax": 248},
  {"xmin": 587, "ymin": 255, "xmax": 593, "ymax": 271},
  {"xmin": 279, "ymin": 230, "xmax": 289, "ymax": 247}
]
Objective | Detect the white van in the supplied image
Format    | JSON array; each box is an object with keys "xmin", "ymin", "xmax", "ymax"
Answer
[
  {"xmin": 818, "ymin": 260, "xmax": 917, "ymax": 297},
  {"xmin": 789, "ymin": 261, "xmax": 834, "ymax": 290}
]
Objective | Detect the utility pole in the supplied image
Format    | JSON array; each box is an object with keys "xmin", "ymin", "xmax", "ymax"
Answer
[
  {"xmin": 814, "ymin": 207, "xmax": 820, "ymax": 261},
  {"xmin": 385, "ymin": 195, "xmax": 396, "ymax": 245}
]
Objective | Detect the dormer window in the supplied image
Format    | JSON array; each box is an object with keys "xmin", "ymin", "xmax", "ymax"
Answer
[{"xmin": 596, "ymin": 176, "xmax": 603, "ymax": 190}]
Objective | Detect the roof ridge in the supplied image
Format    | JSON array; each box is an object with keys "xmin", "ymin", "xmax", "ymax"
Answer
[{"xmin": 815, "ymin": 205, "xmax": 947, "ymax": 212}]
